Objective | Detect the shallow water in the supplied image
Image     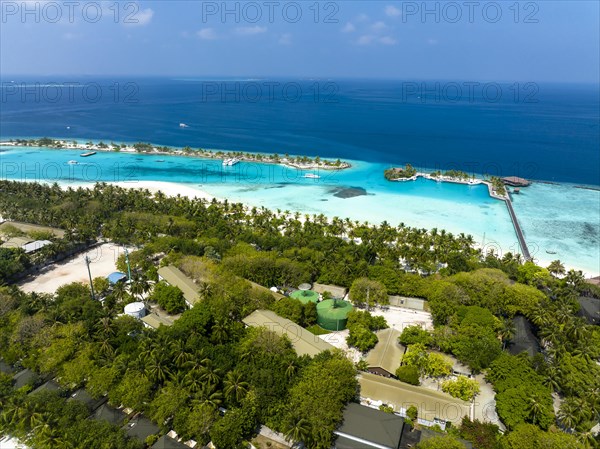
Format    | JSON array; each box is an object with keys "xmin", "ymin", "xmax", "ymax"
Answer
[{"xmin": 2, "ymin": 146, "xmax": 598, "ymax": 275}]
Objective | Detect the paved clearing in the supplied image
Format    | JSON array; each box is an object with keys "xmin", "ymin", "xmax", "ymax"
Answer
[{"xmin": 19, "ymin": 243, "xmax": 133, "ymax": 294}]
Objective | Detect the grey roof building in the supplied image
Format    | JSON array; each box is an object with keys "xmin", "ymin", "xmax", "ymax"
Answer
[
  {"xmin": 151, "ymin": 435, "xmax": 189, "ymax": 449},
  {"xmin": 123, "ymin": 414, "xmax": 160, "ymax": 442},
  {"xmin": 334, "ymin": 403, "xmax": 405, "ymax": 449},
  {"xmin": 12, "ymin": 368, "xmax": 38, "ymax": 390},
  {"xmin": 68, "ymin": 388, "xmax": 107, "ymax": 412},
  {"xmin": 30, "ymin": 379, "xmax": 61, "ymax": 395},
  {"xmin": 92, "ymin": 403, "xmax": 127, "ymax": 426},
  {"xmin": 508, "ymin": 315, "xmax": 540, "ymax": 357}
]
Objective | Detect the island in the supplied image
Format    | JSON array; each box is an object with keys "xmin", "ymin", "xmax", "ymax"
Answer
[{"xmin": 1, "ymin": 137, "xmax": 351, "ymax": 171}]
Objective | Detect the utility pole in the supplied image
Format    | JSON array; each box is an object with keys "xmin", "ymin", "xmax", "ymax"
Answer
[
  {"xmin": 124, "ymin": 247, "xmax": 132, "ymax": 280},
  {"xmin": 85, "ymin": 255, "xmax": 96, "ymax": 301}
]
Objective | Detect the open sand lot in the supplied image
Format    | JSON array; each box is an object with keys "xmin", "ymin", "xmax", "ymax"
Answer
[{"xmin": 19, "ymin": 243, "xmax": 134, "ymax": 294}]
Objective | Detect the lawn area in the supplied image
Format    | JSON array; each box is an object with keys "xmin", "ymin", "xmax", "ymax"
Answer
[{"xmin": 306, "ymin": 324, "xmax": 331, "ymax": 335}]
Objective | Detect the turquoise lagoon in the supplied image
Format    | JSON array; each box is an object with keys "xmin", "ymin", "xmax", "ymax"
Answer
[{"xmin": 1, "ymin": 146, "xmax": 598, "ymax": 276}]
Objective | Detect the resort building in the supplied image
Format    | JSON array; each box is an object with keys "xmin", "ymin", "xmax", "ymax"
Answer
[
  {"xmin": 577, "ymin": 296, "xmax": 600, "ymax": 325},
  {"xmin": 508, "ymin": 316, "xmax": 540, "ymax": 357},
  {"xmin": 92, "ymin": 403, "xmax": 127, "ymax": 426},
  {"xmin": 157, "ymin": 266, "xmax": 200, "ymax": 307},
  {"xmin": 107, "ymin": 271, "xmax": 127, "ymax": 285},
  {"xmin": 312, "ymin": 282, "xmax": 347, "ymax": 299},
  {"xmin": 151, "ymin": 435, "xmax": 189, "ymax": 449},
  {"xmin": 501, "ymin": 176, "xmax": 531, "ymax": 187},
  {"xmin": 0, "ymin": 236, "xmax": 32, "ymax": 249},
  {"xmin": 21, "ymin": 240, "xmax": 52, "ymax": 254},
  {"xmin": 334, "ymin": 402, "xmax": 405, "ymax": 449},
  {"xmin": 358, "ymin": 372, "xmax": 471, "ymax": 427},
  {"xmin": 243, "ymin": 309, "xmax": 334, "ymax": 357},
  {"xmin": 388, "ymin": 296, "xmax": 426, "ymax": 311},
  {"xmin": 365, "ymin": 328, "xmax": 405, "ymax": 378},
  {"xmin": 123, "ymin": 414, "xmax": 160, "ymax": 443},
  {"xmin": 141, "ymin": 312, "xmax": 175, "ymax": 329},
  {"xmin": 334, "ymin": 403, "xmax": 473, "ymax": 449},
  {"xmin": 68, "ymin": 388, "xmax": 107, "ymax": 413}
]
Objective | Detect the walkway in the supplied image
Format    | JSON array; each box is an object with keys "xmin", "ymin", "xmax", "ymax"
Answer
[{"xmin": 503, "ymin": 195, "xmax": 532, "ymax": 261}]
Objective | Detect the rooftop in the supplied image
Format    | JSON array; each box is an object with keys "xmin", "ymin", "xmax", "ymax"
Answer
[
  {"xmin": 123, "ymin": 414, "xmax": 160, "ymax": 442},
  {"xmin": 508, "ymin": 315, "xmax": 540, "ymax": 357},
  {"xmin": 358, "ymin": 373, "xmax": 470, "ymax": 425},
  {"xmin": 365, "ymin": 328, "xmax": 405, "ymax": 376},
  {"xmin": 151, "ymin": 435, "xmax": 189, "ymax": 449},
  {"xmin": 12, "ymin": 368, "xmax": 38, "ymax": 390},
  {"xmin": 243, "ymin": 309, "xmax": 335, "ymax": 357},
  {"xmin": 68, "ymin": 388, "xmax": 107, "ymax": 412},
  {"xmin": 22, "ymin": 240, "xmax": 52, "ymax": 254},
  {"xmin": 142, "ymin": 312, "xmax": 175, "ymax": 329},
  {"xmin": 312, "ymin": 283, "xmax": 347, "ymax": 299},
  {"xmin": 92, "ymin": 403, "xmax": 126, "ymax": 426},
  {"xmin": 0, "ymin": 236, "xmax": 32, "ymax": 249},
  {"xmin": 334, "ymin": 403, "xmax": 405, "ymax": 449},
  {"xmin": 158, "ymin": 266, "xmax": 200, "ymax": 306},
  {"xmin": 31, "ymin": 379, "xmax": 61, "ymax": 395}
]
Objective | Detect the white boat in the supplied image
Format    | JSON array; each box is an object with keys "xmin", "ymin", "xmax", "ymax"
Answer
[
  {"xmin": 67, "ymin": 160, "xmax": 78, "ymax": 165},
  {"xmin": 179, "ymin": 123, "xmax": 189, "ymax": 128},
  {"xmin": 222, "ymin": 158, "xmax": 240, "ymax": 166},
  {"xmin": 303, "ymin": 173, "xmax": 320, "ymax": 179}
]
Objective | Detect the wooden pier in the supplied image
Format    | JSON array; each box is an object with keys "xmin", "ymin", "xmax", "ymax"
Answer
[{"xmin": 503, "ymin": 195, "xmax": 531, "ymax": 261}]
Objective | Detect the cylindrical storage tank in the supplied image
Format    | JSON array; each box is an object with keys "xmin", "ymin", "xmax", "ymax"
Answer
[
  {"xmin": 316, "ymin": 299, "xmax": 354, "ymax": 331},
  {"xmin": 290, "ymin": 289, "xmax": 319, "ymax": 304},
  {"xmin": 124, "ymin": 302, "xmax": 146, "ymax": 319}
]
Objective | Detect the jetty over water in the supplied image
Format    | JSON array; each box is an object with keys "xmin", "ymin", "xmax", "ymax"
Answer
[{"xmin": 503, "ymin": 194, "xmax": 531, "ymax": 261}]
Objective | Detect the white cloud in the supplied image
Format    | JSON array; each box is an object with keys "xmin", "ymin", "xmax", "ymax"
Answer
[
  {"xmin": 379, "ymin": 36, "xmax": 397, "ymax": 45},
  {"xmin": 385, "ymin": 5, "xmax": 401, "ymax": 17},
  {"xmin": 356, "ymin": 13, "xmax": 369, "ymax": 22},
  {"xmin": 279, "ymin": 33, "xmax": 292, "ymax": 45},
  {"xmin": 126, "ymin": 7, "xmax": 154, "ymax": 26},
  {"xmin": 371, "ymin": 21, "xmax": 387, "ymax": 31},
  {"xmin": 427, "ymin": 38, "xmax": 438, "ymax": 45},
  {"xmin": 357, "ymin": 35, "xmax": 375, "ymax": 45},
  {"xmin": 197, "ymin": 28, "xmax": 217, "ymax": 40},
  {"xmin": 341, "ymin": 22, "xmax": 356, "ymax": 33},
  {"xmin": 235, "ymin": 26, "xmax": 267, "ymax": 36}
]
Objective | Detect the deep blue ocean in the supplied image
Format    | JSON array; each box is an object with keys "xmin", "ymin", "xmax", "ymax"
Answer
[{"xmin": 1, "ymin": 77, "xmax": 599, "ymax": 185}]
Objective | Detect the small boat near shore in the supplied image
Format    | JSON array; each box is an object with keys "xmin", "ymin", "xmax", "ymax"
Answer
[
  {"xmin": 546, "ymin": 249, "xmax": 557, "ymax": 255},
  {"xmin": 80, "ymin": 151, "xmax": 96, "ymax": 157},
  {"xmin": 156, "ymin": 159, "xmax": 165, "ymax": 162},
  {"xmin": 222, "ymin": 158, "xmax": 240, "ymax": 166},
  {"xmin": 179, "ymin": 123, "xmax": 189, "ymax": 128},
  {"xmin": 67, "ymin": 160, "xmax": 78, "ymax": 165},
  {"xmin": 303, "ymin": 173, "xmax": 320, "ymax": 179}
]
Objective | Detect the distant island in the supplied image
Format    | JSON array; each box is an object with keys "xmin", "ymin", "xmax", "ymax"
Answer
[
  {"xmin": 1, "ymin": 137, "xmax": 351, "ymax": 171},
  {"xmin": 384, "ymin": 165, "xmax": 511, "ymax": 199}
]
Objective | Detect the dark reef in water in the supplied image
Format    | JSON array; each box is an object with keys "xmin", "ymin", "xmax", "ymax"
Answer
[{"xmin": 331, "ymin": 186, "xmax": 368, "ymax": 199}]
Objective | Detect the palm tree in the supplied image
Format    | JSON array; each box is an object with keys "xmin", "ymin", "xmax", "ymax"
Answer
[
  {"xmin": 223, "ymin": 370, "xmax": 249, "ymax": 404},
  {"xmin": 283, "ymin": 415, "xmax": 312, "ymax": 447},
  {"xmin": 547, "ymin": 260, "xmax": 565, "ymax": 277},
  {"xmin": 527, "ymin": 396, "xmax": 544, "ymax": 426},
  {"xmin": 558, "ymin": 398, "xmax": 580, "ymax": 430},
  {"xmin": 499, "ymin": 318, "xmax": 515, "ymax": 350}
]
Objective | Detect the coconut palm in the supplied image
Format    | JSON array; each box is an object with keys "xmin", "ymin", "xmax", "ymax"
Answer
[
  {"xmin": 547, "ymin": 260, "xmax": 566, "ymax": 277},
  {"xmin": 499, "ymin": 318, "xmax": 515, "ymax": 350},
  {"xmin": 223, "ymin": 370, "xmax": 249, "ymax": 404},
  {"xmin": 283, "ymin": 415, "xmax": 312, "ymax": 447}
]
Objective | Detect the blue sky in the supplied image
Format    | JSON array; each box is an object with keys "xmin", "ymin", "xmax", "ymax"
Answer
[{"xmin": 0, "ymin": 1, "xmax": 598, "ymax": 82}]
